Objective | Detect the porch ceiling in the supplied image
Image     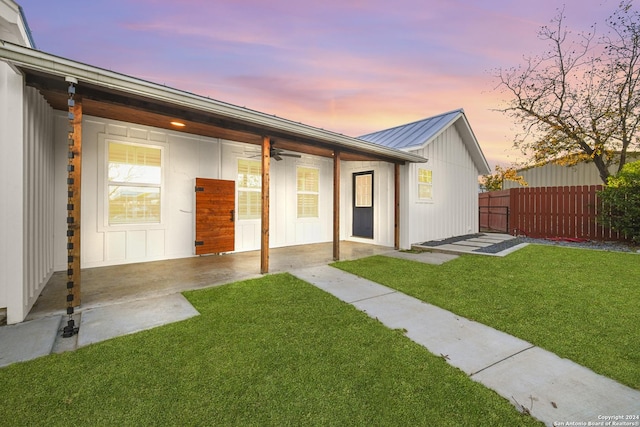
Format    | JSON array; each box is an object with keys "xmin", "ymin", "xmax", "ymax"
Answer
[
  {"xmin": 0, "ymin": 40, "xmax": 426, "ymax": 164},
  {"xmin": 24, "ymin": 69, "xmax": 345, "ymax": 159}
]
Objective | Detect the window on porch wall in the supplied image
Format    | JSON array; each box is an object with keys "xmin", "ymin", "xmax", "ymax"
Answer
[
  {"xmin": 237, "ymin": 158, "xmax": 261, "ymax": 220},
  {"xmin": 108, "ymin": 142, "xmax": 162, "ymax": 225},
  {"xmin": 297, "ymin": 166, "xmax": 319, "ymax": 218},
  {"xmin": 418, "ymin": 168, "xmax": 433, "ymax": 200}
]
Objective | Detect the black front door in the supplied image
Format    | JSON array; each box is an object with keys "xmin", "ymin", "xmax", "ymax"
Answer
[{"xmin": 352, "ymin": 171, "xmax": 374, "ymax": 238}]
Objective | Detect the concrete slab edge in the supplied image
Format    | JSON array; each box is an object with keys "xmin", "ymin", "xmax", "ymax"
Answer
[
  {"xmin": 0, "ymin": 315, "xmax": 62, "ymax": 368},
  {"xmin": 493, "ymin": 242, "xmax": 530, "ymax": 257}
]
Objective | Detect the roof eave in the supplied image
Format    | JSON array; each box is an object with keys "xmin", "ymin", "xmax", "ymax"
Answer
[{"xmin": 0, "ymin": 40, "xmax": 426, "ymax": 164}]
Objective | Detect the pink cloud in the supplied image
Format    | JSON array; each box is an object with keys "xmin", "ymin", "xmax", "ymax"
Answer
[{"xmin": 19, "ymin": 0, "xmax": 618, "ymax": 169}]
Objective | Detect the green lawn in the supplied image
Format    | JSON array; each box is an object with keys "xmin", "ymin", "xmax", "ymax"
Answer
[
  {"xmin": 0, "ymin": 274, "xmax": 540, "ymax": 426},
  {"xmin": 334, "ymin": 244, "xmax": 640, "ymax": 390}
]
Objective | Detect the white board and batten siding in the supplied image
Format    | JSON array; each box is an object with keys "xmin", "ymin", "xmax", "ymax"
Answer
[
  {"xmin": 341, "ymin": 161, "xmax": 396, "ymax": 247},
  {"xmin": 52, "ymin": 113, "xmax": 336, "ymax": 270},
  {"xmin": 401, "ymin": 124, "xmax": 480, "ymax": 249},
  {"xmin": 0, "ymin": 69, "xmax": 56, "ymax": 323},
  {"xmin": 219, "ymin": 143, "xmax": 334, "ymax": 250},
  {"xmin": 0, "ymin": 61, "xmax": 24, "ymax": 323}
]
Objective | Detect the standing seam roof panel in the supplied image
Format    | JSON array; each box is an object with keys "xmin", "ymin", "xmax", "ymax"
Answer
[{"xmin": 360, "ymin": 109, "xmax": 463, "ymax": 150}]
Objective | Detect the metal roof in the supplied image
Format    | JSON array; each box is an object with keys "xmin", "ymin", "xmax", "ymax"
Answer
[
  {"xmin": 359, "ymin": 109, "xmax": 491, "ymax": 174},
  {"xmin": 359, "ymin": 109, "xmax": 463, "ymax": 150}
]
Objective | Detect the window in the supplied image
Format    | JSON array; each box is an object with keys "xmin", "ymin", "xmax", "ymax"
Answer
[
  {"xmin": 108, "ymin": 142, "xmax": 162, "ymax": 225},
  {"xmin": 355, "ymin": 173, "xmax": 372, "ymax": 207},
  {"xmin": 237, "ymin": 159, "xmax": 261, "ymax": 219},
  {"xmin": 418, "ymin": 168, "xmax": 433, "ymax": 200},
  {"xmin": 297, "ymin": 167, "xmax": 319, "ymax": 218}
]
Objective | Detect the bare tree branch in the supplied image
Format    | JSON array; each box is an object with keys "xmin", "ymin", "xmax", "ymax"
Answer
[{"xmin": 494, "ymin": 2, "xmax": 640, "ymax": 183}]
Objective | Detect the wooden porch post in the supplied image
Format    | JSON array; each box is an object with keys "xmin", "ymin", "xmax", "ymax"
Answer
[
  {"xmin": 261, "ymin": 136, "xmax": 270, "ymax": 274},
  {"xmin": 333, "ymin": 150, "xmax": 340, "ymax": 261},
  {"xmin": 394, "ymin": 163, "xmax": 400, "ymax": 250},
  {"xmin": 69, "ymin": 97, "xmax": 82, "ymax": 305}
]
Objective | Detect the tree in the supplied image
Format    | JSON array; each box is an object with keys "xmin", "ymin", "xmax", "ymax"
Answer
[
  {"xmin": 480, "ymin": 165, "xmax": 527, "ymax": 192},
  {"xmin": 496, "ymin": 2, "xmax": 640, "ymax": 184},
  {"xmin": 597, "ymin": 160, "xmax": 640, "ymax": 243}
]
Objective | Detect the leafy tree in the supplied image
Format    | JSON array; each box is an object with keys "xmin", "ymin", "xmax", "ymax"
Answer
[
  {"xmin": 496, "ymin": 2, "xmax": 640, "ymax": 184},
  {"xmin": 597, "ymin": 160, "xmax": 640, "ymax": 243},
  {"xmin": 480, "ymin": 165, "xmax": 527, "ymax": 192}
]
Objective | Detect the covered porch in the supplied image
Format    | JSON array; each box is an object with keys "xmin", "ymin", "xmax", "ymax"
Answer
[
  {"xmin": 0, "ymin": 41, "xmax": 426, "ymax": 324},
  {"xmin": 25, "ymin": 241, "xmax": 394, "ymax": 322}
]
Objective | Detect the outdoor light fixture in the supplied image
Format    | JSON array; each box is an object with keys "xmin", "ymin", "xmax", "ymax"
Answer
[{"xmin": 170, "ymin": 121, "xmax": 186, "ymax": 127}]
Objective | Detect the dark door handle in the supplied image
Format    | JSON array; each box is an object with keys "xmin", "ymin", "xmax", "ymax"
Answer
[{"xmin": 230, "ymin": 209, "xmax": 235, "ymax": 222}]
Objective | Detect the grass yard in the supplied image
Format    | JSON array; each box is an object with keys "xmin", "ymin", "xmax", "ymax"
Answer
[
  {"xmin": 0, "ymin": 274, "xmax": 540, "ymax": 426},
  {"xmin": 334, "ymin": 244, "xmax": 640, "ymax": 390}
]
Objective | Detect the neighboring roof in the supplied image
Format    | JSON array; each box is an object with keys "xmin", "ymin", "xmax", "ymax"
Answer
[
  {"xmin": 0, "ymin": 40, "xmax": 426, "ymax": 164},
  {"xmin": 360, "ymin": 109, "xmax": 491, "ymax": 174},
  {"xmin": 517, "ymin": 152, "xmax": 640, "ymax": 172}
]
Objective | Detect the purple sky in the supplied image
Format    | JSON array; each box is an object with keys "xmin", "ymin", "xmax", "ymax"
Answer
[{"xmin": 19, "ymin": 0, "xmax": 617, "ymax": 168}]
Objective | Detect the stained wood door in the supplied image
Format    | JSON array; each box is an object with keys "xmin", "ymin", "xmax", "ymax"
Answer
[
  {"xmin": 352, "ymin": 171, "xmax": 374, "ymax": 238},
  {"xmin": 195, "ymin": 178, "xmax": 235, "ymax": 255}
]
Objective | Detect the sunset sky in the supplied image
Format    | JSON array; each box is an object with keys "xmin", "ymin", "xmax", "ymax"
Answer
[{"xmin": 19, "ymin": 0, "xmax": 619, "ymax": 169}]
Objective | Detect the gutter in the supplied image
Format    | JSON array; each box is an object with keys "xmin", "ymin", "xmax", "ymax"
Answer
[{"xmin": 0, "ymin": 40, "xmax": 427, "ymax": 164}]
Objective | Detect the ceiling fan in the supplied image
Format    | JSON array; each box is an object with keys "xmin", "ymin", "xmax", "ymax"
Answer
[
  {"xmin": 270, "ymin": 142, "xmax": 301, "ymax": 161},
  {"xmin": 247, "ymin": 141, "xmax": 302, "ymax": 161}
]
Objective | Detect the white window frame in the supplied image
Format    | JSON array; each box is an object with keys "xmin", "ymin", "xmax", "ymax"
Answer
[
  {"xmin": 99, "ymin": 137, "xmax": 166, "ymax": 231},
  {"xmin": 417, "ymin": 168, "xmax": 433, "ymax": 201},
  {"xmin": 296, "ymin": 166, "xmax": 319, "ymax": 219},
  {"xmin": 237, "ymin": 158, "xmax": 262, "ymax": 220}
]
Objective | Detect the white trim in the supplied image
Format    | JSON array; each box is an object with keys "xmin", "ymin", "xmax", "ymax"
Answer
[
  {"xmin": 97, "ymin": 134, "xmax": 167, "ymax": 232},
  {"xmin": 417, "ymin": 167, "xmax": 433, "ymax": 202},
  {"xmin": 296, "ymin": 165, "xmax": 320, "ymax": 219},
  {"xmin": 236, "ymin": 157, "xmax": 262, "ymax": 221}
]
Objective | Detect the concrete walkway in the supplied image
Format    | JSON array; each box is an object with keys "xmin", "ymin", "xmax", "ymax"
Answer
[{"xmin": 291, "ymin": 264, "xmax": 640, "ymax": 427}]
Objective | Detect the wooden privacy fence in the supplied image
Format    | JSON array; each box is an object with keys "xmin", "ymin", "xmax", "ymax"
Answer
[{"xmin": 479, "ymin": 185, "xmax": 625, "ymax": 240}]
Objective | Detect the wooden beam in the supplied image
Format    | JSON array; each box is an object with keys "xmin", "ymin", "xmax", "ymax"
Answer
[
  {"xmin": 394, "ymin": 163, "xmax": 400, "ymax": 250},
  {"xmin": 261, "ymin": 136, "xmax": 270, "ymax": 274},
  {"xmin": 25, "ymin": 71, "xmax": 415, "ymax": 164},
  {"xmin": 69, "ymin": 98, "xmax": 82, "ymax": 305},
  {"xmin": 333, "ymin": 150, "xmax": 340, "ymax": 261}
]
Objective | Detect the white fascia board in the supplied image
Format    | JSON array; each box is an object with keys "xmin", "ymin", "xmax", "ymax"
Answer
[
  {"xmin": 0, "ymin": 41, "xmax": 426, "ymax": 164},
  {"xmin": 0, "ymin": 0, "xmax": 33, "ymax": 48},
  {"xmin": 455, "ymin": 114, "xmax": 491, "ymax": 175}
]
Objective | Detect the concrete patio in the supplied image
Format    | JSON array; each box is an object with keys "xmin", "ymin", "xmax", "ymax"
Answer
[
  {"xmin": 3, "ymin": 241, "xmax": 397, "ymax": 365},
  {"xmin": 25, "ymin": 241, "xmax": 396, "ymax": 322}
]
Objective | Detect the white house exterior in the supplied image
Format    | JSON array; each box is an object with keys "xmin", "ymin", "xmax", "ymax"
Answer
[
  {"xmin": 0, "ymin": 2, "xmax": 490, "ymax": 324},
  {"xmin": 361, "ymin": 110, "xmax": 491, "ymax": 247}
]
